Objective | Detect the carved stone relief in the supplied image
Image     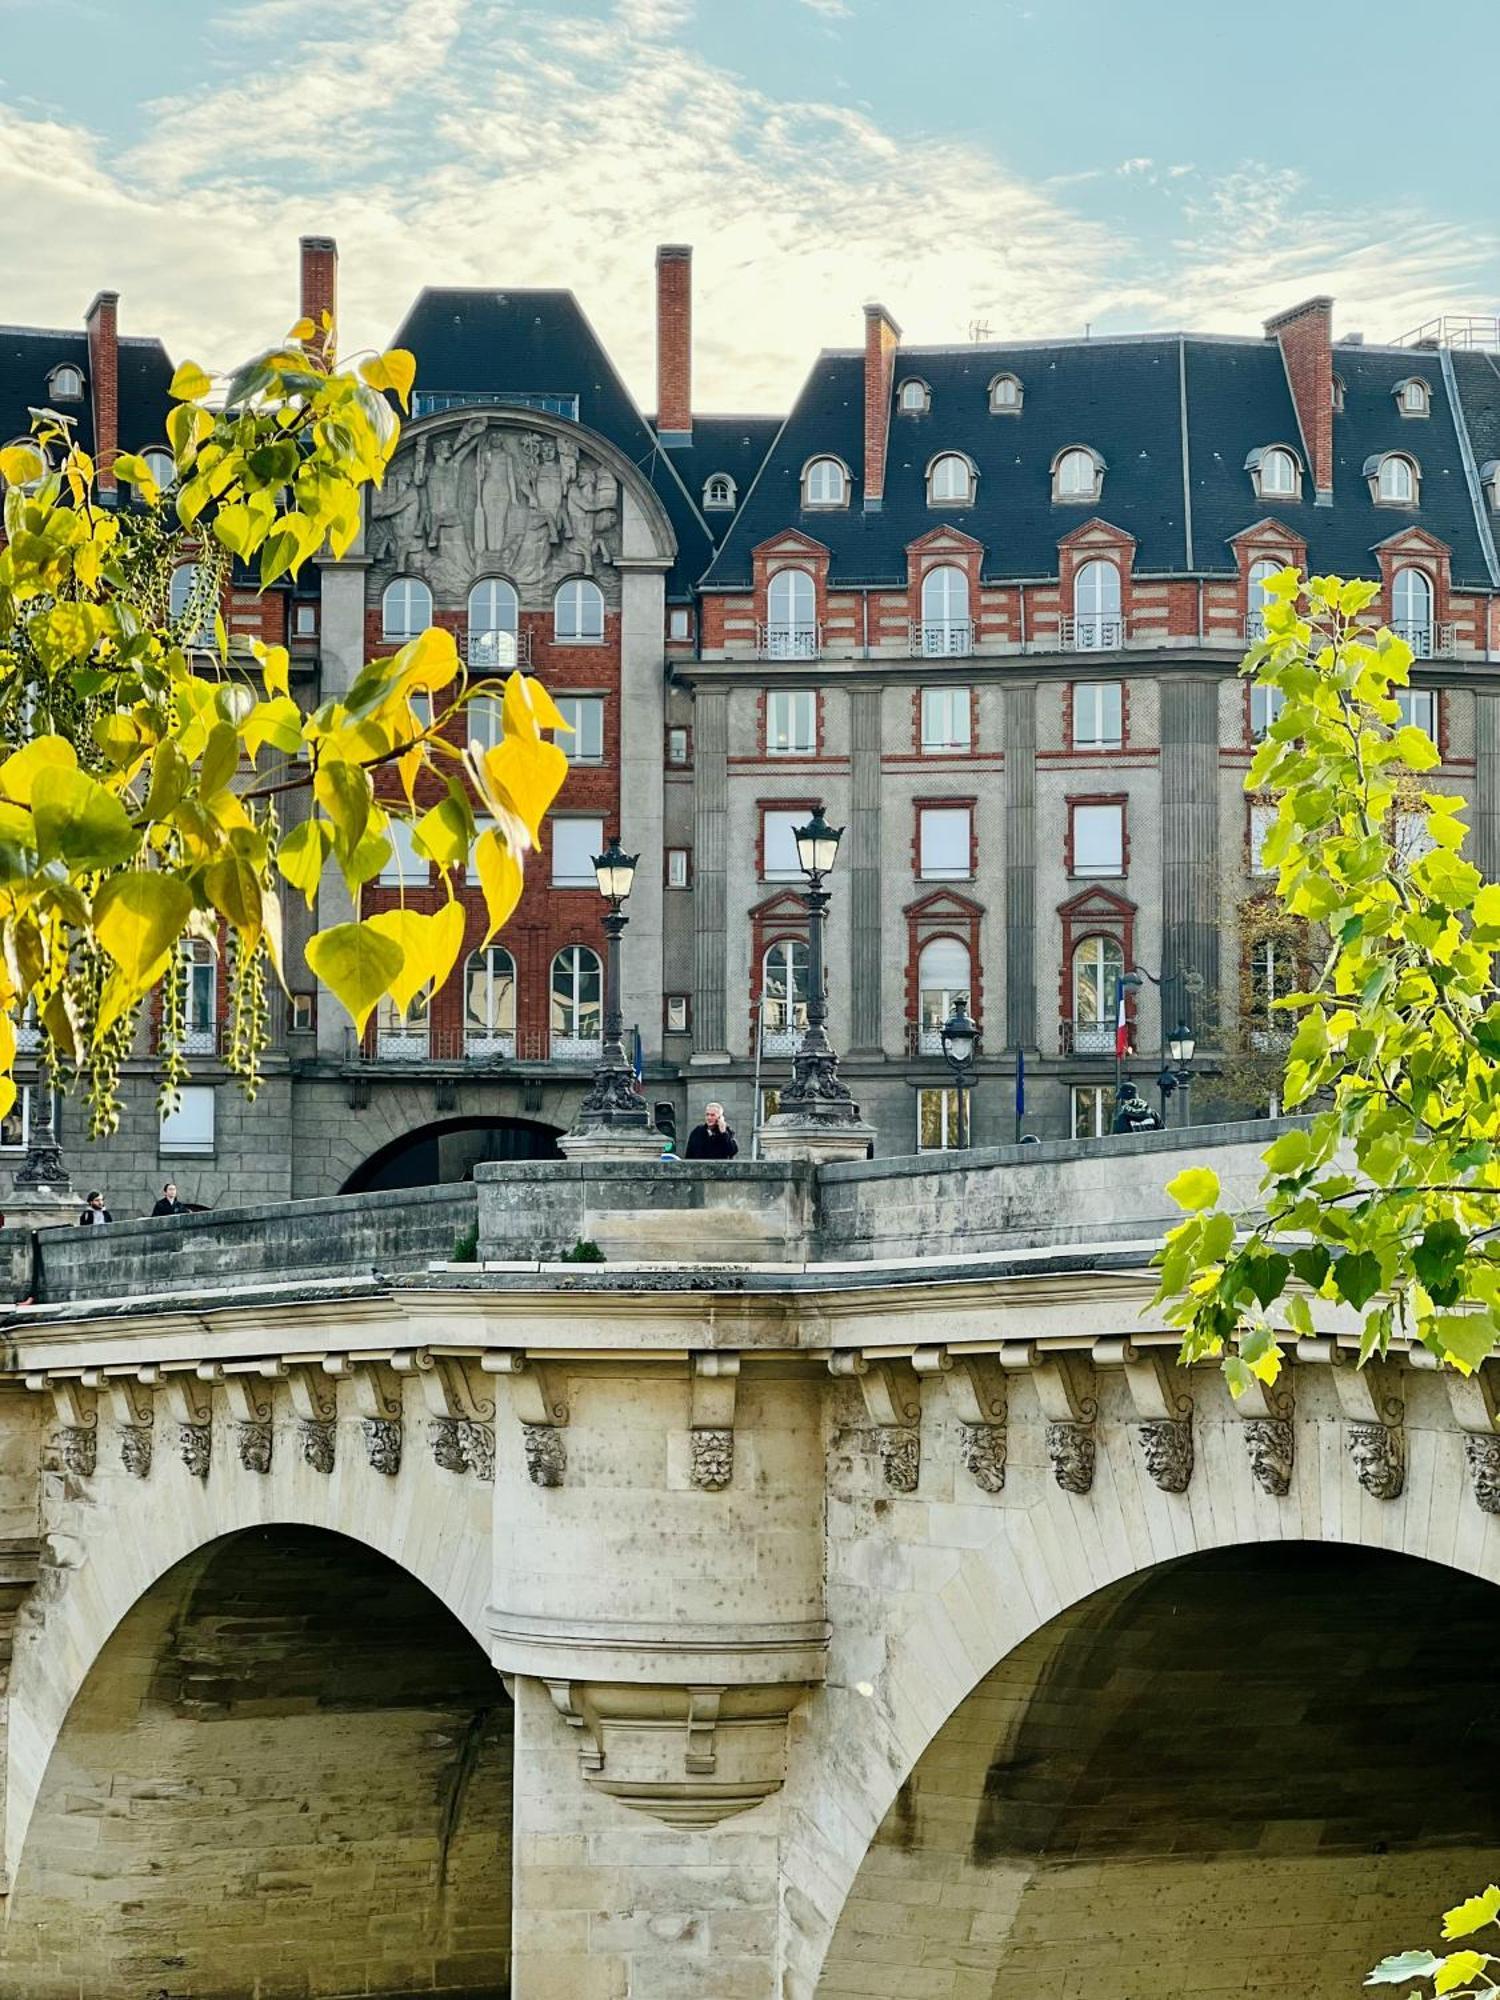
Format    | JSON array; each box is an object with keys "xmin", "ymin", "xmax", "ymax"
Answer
[
  {"xmin": 523, "ymin": 1423, "xmax": 567, "ymax": 1488},
  {"xmin": 1046, "ymin": 1420, "xmax": 1095, "ymax": 1495},
  {"xmin": 1346, "ymin": 1420, "xmax": 1405, "ymax": 1500},
  {"xmin": 1465, "ymin": 1434, "xmax": 1500, "ymax": 1514},
  {"xmin": 958, "ymin": 1422, "xmax": 1007, "ymax": 1494},
  {"xmin": 235, "ymin": 1422, "xmax": 272, "ymax": 1475},
  {"xmin": 878, "ymin": 1426, "xmax": 920, "ymax": 1494},
  {"xmin": 431, "ymin": 1417, "xmax": 467, "ymax": 1473},
  {"xmin": 177, "ymin": 1423, "xmax": 211, "ymax": 1479},
  {"xmin": 368, "ymin": 420, "xmax": 623, "ymax": 605},
  {"xmin": 690, "ymin": 1428, "xmax": 734, "ymax": 1491},
  {"xmin": 299, "ymin": 1419, "xmax": 336, "ymax": 1475},
  {"xmin": 1242, "ymin": 1417, "xmax": 1294, "ymax": 1498},
  {"xmin": 1137, "ymin": 1418, "xmax": 1193, "ymax": 1494},
  {"xmin": 363, "ymin": 1418, "xmax": 402, "ymax": 1476},
  {"xmin": 57, "ymin": 1426, "xmax": 96, "ymax": 1479},
  {"xmin": 459, "ymin": 1420, "xmax": 495, "ymax": 1481},
  {"xmin": 119, "ymin": 1426, "xmax": 153, "ymax": 1480}
]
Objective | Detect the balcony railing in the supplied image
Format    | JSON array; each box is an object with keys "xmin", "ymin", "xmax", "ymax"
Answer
[
  {"xmin": 1061, "ymin": 1017, "xmax": 1129, "ymax": 1058},
  {"xmin": 1246, "ymin": 612, "xmax": 1268, "ymax": 643},
  {"xmin": 459, "ymin": 629, "xmax": 532, "ymax": 669},
  {"xmin": 176, "ymin": 1027, "xmax": 217, "ymax": 1057},
  {"xmin": 1060, "ymin": 616, "xmax": 1127, "ymax": 653},
  {"xmin": 911, "ymin": 620, "xmax": 973, "ymax": 659},
  {"xmin": 760, "ymin": 1016, "xmax": 807, "ymax": 1058},
  {"xmin": 757, "ymin": 623, "xmax": 821, "ymax": 661},
  {"xmin": 343, "ymin": 1027, "xmax": 599, "ymax": 1066}
]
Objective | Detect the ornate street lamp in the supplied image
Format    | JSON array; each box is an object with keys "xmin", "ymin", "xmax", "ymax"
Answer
[
  {"xmin": 939, "ymin": 997, "xmax": 979, "ymax": 1148},
  {"xmin": 563, "ymin": 834, "xmax": 657, "ymax": 1155},
  {"xmin": 13, "ymin": 1061, "xmax": 71, "ymax": 1201}
]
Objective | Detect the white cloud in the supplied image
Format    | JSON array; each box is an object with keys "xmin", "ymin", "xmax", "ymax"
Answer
[
  {"xmin": 0, "ymin": 1, "xmax": 1492, "ymax": 412},
  {"xmin": 798, "ymin": 0, "xmax": 853, "ymax": 16}
]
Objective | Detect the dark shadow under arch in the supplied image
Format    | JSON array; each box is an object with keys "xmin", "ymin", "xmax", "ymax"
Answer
[{"xmin": 341, "ymin": 1113, "xmax": 563, "ymax": 1193}]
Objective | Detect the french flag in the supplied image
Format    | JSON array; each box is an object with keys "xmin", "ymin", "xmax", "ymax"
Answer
[{"xmin": 1114, "ymin": 984, "xmax": 1130, "ymax": 1058}]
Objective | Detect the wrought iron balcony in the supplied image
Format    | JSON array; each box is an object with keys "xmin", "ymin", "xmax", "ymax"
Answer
[
  {"xmin": 1060, "ymin": 615, "xmax": 1127, "ymax": 653},
  {"xmin": 342, "ymin": 1026, "xmax": 597, "ymax": 1066},
  {"xmin": 911, "ymin": 620, "xmax": 973, "ymax": 659},
  {"xmin": 757, "ymin": 623, "xmax": 821, "ymax": 661},
  {"xmin": 1061, "ymin": 1017, "xmax": 1129, "ymax": 1058},
  {"xmin": 459, "ymin": 628, "xmax": 532, "ymax": 669}
]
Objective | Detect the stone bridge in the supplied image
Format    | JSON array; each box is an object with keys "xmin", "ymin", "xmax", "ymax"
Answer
[{"xmin": 1, "ymin": 1126, "xmax": 1499, "ymax": 1999}]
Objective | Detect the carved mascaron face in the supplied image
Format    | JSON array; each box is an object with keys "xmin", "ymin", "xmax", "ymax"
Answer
[{"xmin": 368, "ymin": 416, "xmax": 624, "ymax": 607}]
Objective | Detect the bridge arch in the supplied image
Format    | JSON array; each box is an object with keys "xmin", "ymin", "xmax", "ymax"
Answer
[{"xmin": 339, "ymin": 1112, "xmax": 564, "ymax": 1193}]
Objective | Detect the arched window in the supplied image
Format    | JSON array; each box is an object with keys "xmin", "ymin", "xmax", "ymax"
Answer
[
  {"xmin": 1485, "ymin": 461, "xmax": 1500, "ymax": 512},
  {"xmin": 1397, "ymin": 377, "xmax": 1431, "ymax": 416},
  {"xmin": 898, "ymin": 379, "xmax": 930, "ymax": 414},
  {"xmin": 927, "ymin": 453, "xmax": 974, "ymax": 505},
  {"xmin": 141, "ymin": 447, "xmax": 175, "ymax": 489},
  {"xmin": 176, "ymin": 939, "xmax": 217, "ymax": 1056},
  {"xmin": 375, "ymin": 987, "xmax": 430, "ymax": 1060},
  {"xmin": 989, "ymin": 373, "xmax": 1022, "ymax": 413},
  {"xmin": 761, "ymin": 938, "xmax": 810, "ymax": 1055},
  {"xmin": 464, "ymin": 945, "xmax": 516, "ymax": 1058},
  {"xmin": 47, "ymin": 365, "xmax": 83, "ymax": 402},
  {"xmin": 1260, "ymin": 448, "xmax": 1297, "ymax": 497},
  {"xmin": 1072, "ymin": 559, "xmax": 1122, "ymax": 651},
  {"xmin": 551, "ymin": 945, "xmax": 602, "ymax": 1057},
  {"xmin": 917, "ymin": 937, "xmax": 971, "ymax": 1053},
  {"xmin": 802, "ymin": 457, "xmax": 847, "ymax": 508},
  {"xmin": 766, "ymin": 567, "xmax": 817, "ymax": 659},
  {"xmin": 1332, "ymin": 374, "xmax": 1346, "ymax": 415},
  {"xmin": 467, "ymin": 577, "xmax": 518, "ymax": 669},
  {"xmin": 1247, "ymin": 557, "xmax": 1280, "ymax": 644},
  {"xmin": 1392, "ymin": 566, "xmax": 1433, "ymax": 656},
  {"xmin": 1054, "ymin": 447, "xmax": 1101, "ymax": 502},
  {"xmin": 703, "ymin": 473, "xmax": 736, "ymax": 510},
  {"xmin": 919, "ymin": 564, "xmax": 971, "ymax": 657},
  {"xmin": 1375, "ymin": 454, "xmax": 1417, "ymax": 504},
  {"xmin": 1071, "ymin": 935, "xmax": 1125, "ymax": 1054},
  {"xmin": 382, "ymin": 576, "xmax": 432, "ymax": 640},
  {"xmin": 554, "ymin": 577, "xmax": 604, "ymax": 643},
  {"xmin": 169, "ymin": 561, "xmax": 214, "ymax": 648}
]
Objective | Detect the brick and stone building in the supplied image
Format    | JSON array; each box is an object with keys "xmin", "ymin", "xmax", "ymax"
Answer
[{"xmin": 4, "ymin": 243, "xmax": 1500, "ymax": 1204}]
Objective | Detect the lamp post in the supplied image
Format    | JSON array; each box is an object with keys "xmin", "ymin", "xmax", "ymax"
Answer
[
  {"xmin": 756, "ymin": 803, "xmax": 875, "ymax": 1162},
  {"xmin": 939, "ymin": 997, "xmax": 979, "ymax": 1149},
  {"xmin": 1166, "ymin": 1017, "xmax": 1197, "ymax": 1128},
  {"xmin": 562, "ymin": 835, "xmax": 659, "ymax": 1158}
]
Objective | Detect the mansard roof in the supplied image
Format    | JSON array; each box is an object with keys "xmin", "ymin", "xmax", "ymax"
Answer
[
  {"xmin": 702, "ymin": 331, "xmax": 1500, "ymax": 594},
  {"xmin": 388, "ymin": 287, "xmax": 716, "ymax": 598},
  {"xmin": 654, "ymin": 415, "xmax": 784, "ymax": 547},
  {"xmin": 0, "ymin": 325, "xmax": 174, "ymax": 460}
]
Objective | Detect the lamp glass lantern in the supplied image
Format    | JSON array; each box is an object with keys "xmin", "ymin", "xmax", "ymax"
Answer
[
  {"xmin": 940, "ymin": 998, "xmax": 978, "ymax": 1071},
  {"xmin": 1167, "ymin": 1019, "xmax": 1196, "ymax": 1067},
  {"xmin": 793, "ymin": 804, "xmax": 843, "ymax": 879},
  {"xmin": 593, "ymin": 835, "xmax": 638, "ymax": 904}
]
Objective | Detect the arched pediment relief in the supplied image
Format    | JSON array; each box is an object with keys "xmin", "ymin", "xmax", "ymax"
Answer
[{"xmin": 366, "ymin": 410, "xmax": 673, "ymax": 609}]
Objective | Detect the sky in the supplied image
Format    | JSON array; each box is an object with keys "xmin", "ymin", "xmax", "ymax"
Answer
[{"xmin": 1, "ymin": 0, "xmax": 1496, "ymax": 411}]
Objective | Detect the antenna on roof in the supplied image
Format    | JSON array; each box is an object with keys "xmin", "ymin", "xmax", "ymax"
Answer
[{"xmin": 968, "ymin": 320, "xmax": 991, "ymax": 344}]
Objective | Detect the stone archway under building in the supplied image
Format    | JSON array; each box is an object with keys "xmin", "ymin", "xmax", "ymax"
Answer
[{"xmin": 340, "ymin": 1114, "xmax": 564, "ymax": 1193}]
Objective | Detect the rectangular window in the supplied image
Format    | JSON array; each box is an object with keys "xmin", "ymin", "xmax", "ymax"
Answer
[
  {"xmin": 763, "ymin": 809, "xmax": 806, "ymax": 880},
  {"xmin": 766, "ymin": 689, "xmax": 816, "ymax": 756},
  {"xmin": 666, "ymin": 847, "xmax": 690, "ymax": 888},
  {"xmin": 1071, "ymin": 802, "xmax": 1123, "ymax": 877},
  {"xmin": 289, "ymin": 993, "xmax": 315, "ymax": 1033},
  {"xmin": 553, "ymin": 695, "xmax": 604, "ymax": 763},
  {"xmin": 1395, "ymin": 688, "xmax": 1437, "ymax": 739},
  {"xmin": 294, "ymin": 603, "xmax": 317, "ymax": 636},
  {"xmin": 0, "ymin": 1085, "xmax": 56, "ymax": 1152},
  {"xmin": 759, "ymin": 1086, "xmax": 781, "ymax": 1124},
  {"xmin": 1072, "ymin": 682, "xmax": 1122, "ymax": 750},
  {"xmin": 917, "ymin": 1086, "xmax": 961, "ymax": 1152},
  {"xmin": 1250, "ymin": 802, "xmax": 1276, "ymax": 876},
  {"xmin": 1251, "ymin": 684, "xmax": 1286, "ymax": 742},
  {"xmin": 160, "ymin": 1085, "xmax": 215, "ymax": 1156},
  {"xmin": 667, "ymin": 725, "xmax": 691, "ymax": 765},
  {"xmin": 466, "ymin": 815, "xmax": 496, "ymax": 885},
  {"xmin": 920, "ymin": 687, "xmax": 972, "ymax": 754},
  {"xmin": 665, "ymin": 994, "xmax": 690, "ymax": 1033},
  {"xmin": 380, "ymin": 817, "xmax": 427, "ymax": 887},
  {"xmin": 468, "ymin": 693, "xmax": 501, "ymax": 752},
  {"xmin": 1072, "ymin": 1084, "xmax": 1110, "ymax": 1139},
  {"xmin": 918, "ymin": 805, "xmax": 972, "ymax": 880},
  {"xmin": 552, "ymin": 815, "xmax": 605, "ymax": 888},
  {"xmin": 668, "ymin": 608, "xmax": 691, "ymax": 640}
]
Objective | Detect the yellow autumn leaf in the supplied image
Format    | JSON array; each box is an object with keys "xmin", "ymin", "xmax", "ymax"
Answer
[
  {"xmin": 473, "ymin": 828, "xmax": 523, "ymax": 940},
  {"xmin": 479, "ymin": 732, "xmax": 568, "ymax": 847},
  {"xmin": 306, "ymin": 922, "xmax": 404, "ymax": 1035}
]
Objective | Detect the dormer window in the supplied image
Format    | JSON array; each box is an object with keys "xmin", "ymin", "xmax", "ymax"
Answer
[
  {"xmin": 802, "ymin": 456, "xmax": 849, "ymax": 509},
  {"xmin": 1367, "ymin": 452, "xmax": 1419, "ymax": 506},
  {"xmin": 1053, "ymin": 446, "xmax": 1104, "ymax": 504},
  {"xmin": 988, "ymin": 373, "xmax": 1023, "ymax": 414},
  {"xmin": 703, "ymin": 473, "xmax": 736, "ymax": 511},
  {"xmin": 927, "ymin": 452, "xmax": 975, "ymax": 506},
  {"xmin": 47, "ymin": 365, "xmax": 83, "ymax": 402},
  {"xmin": 142, "ymin": 447, "xmax": 175, "ymax": 489},
  {"xmin": 898, "ymin": 379, "xmax": 931, "ymax": 415},
  {"xmin": 1482, "ymin": 461, "xmax": 1500, "ymax": 511},
  {"xmin": 1245, "ymin": 444, "xmax": 1302, "ymax": 502},
  {"xmin": 1332, "ymin": 374, "xmax": 1346, "ymax": 415},
  {"xmin": 1394, "ymin": 376, "xmax": 1431, "ymax": 418}
]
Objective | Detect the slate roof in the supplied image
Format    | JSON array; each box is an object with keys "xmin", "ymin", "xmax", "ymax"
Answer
[
  {"xmin": 388, "ymin": 288, "xmax": 717, "ymax": 597},
  {"xmin": 0, "ymin": 325, "xmax": 175, "ymax": 463},
  {"xmin": 651, "ymin": 415, "xmax": 784, "ymax": 546},
  {"xmin": 703, "ymin": 333, "xmax": 1500, "ymax": 593}
]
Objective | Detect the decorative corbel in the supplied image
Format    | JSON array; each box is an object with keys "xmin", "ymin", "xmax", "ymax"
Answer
[
  {"xmin": 1299, "ymin": 1339, "xmax": 1405, "ymax": 1500},
  {"xmin": 221, "ymin": 1369, "xmax": 275, "ymax": 1475},
  {"xmin": 414, "ymin": 1356, "xmax": 496, "ymax": 1480},
  {"xmin": 340, "ymin": 1360, "xmax": 404, "ymax": 1476},
  {"xmin": 1433, "ymin": 1362, "xmax": 1500, "ymax": 1514},
  {"xmin": 1020, "ymin": 1350, "xmax": 1098, "ymax": 1495},
  {"xmin": 830, "ymin": 1353, "xmax": 922, "ymax": 1492},
  {"xmin": 28, "ymin": 1376, "xmax": 98, "ymax": 1480},
  {"xmin": 286, "ymin": 1364, "xmax": 337, "ymax": 1474},
  {"xmin": 1228, "ymin": 1368, "xmax": 1295, "ymax": 1498},
  {"xmin": 103, "ymin": 1371, "xmax": 155, "ymax": 1479},
  {"xmin": 689, "ymin": 1353, "xmax": 739, "ymax": 1491},
  {"xmin": 1095, "ymin": 1340, "xmax": 1195, "ymax": 1494},
  {"xmin": 161, "ymin": 1371, "xmax": 213, "ymax": 1478},
  {"xmin": 483, "ymin": 1352, "xmax": 568, "ymax": 1487},
  {"xmin": 917, "ymin": 1348, "xmax": 1007, "ymax": 1493}
]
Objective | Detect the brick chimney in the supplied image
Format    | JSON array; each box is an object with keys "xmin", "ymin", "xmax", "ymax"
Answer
[
  {"xmin": 299, "ymin": 235, "xmax": 339, "ymax": 363},
  {"xmin": 1265, "ymin": 296, "xmax": 1334, "ymax": 505},
  {"xmin": 862, "ymin": 303, "xmax": 901, "ymax": 512},
  {"xmin": 655, "ymin": 243, "xmax": 692, "ymax": 445},
  {"xmin": 85, "ymin": 290, "xmax": 119, "ymax": 498}
]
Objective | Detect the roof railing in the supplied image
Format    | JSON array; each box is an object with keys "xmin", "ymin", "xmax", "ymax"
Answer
[{"xmin": 1394, "ymin": 316, "xmax": 1500, "ymax": 352}]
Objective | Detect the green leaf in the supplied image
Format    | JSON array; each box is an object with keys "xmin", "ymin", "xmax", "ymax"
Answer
[
  {"xmin": 305, "ymin": 922, "xmax": 404, "ymax": 1035},
  {"xmin": 1435, "ymin": 1951, "xmax": 1490, "ymax": 1995},
  {"xmin": 31, "ymin": 765, "xmax": 139, "ymax": 869},
  {"xmin": 1264, "ymin": 1128, "xmax": 1312, "ymax": 1176},
  {"xmin": 277, "ymin": 818, "xmax": 331, "ymax": 903},
  {"xmin": 1414, "ymin": 1221, "xmax": 1467, "ymax": 1306},
  {"xmin": 1166, "ymin": 1166, "xmax": 1220, "ymax": 1212},
  {"xmin": 1443, "ymin": 1888, "xmax": 1500, "ymax": 1941},
  {"xmin": 313, "ymin": 758, "xmax": 372, "ymax": 862},
  {"xmin": 1333, "ymin": 1251, "xmax": 1382, "ymax": 1311},
  {"xmin": 1394, "ymin": 724, "xmax": 1440, "ymax": 771},
  {"xmin": 1242, "ymin": 1252, "xmax": 1291, "ymax": 1310},
  {"xmin": 92, "ymin": 872, "xmax": 195, "ymax": 987},
  {"xmin": 1434, "ymin": 1315, "xmax": 1497, "ymax": 1377},
  {"xmin": 1366, "ymin": 1949, "xmax": 1441, "ymax": 1986}
]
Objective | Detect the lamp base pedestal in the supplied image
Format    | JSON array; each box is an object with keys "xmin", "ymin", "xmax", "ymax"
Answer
[
  {"xmin": 560, "ymin": 1128, "xmax": 666, "ymax": 1165},
  {"xmin": 755, "ymin": 1113, "xmax": 875, "ymax": 1164}
]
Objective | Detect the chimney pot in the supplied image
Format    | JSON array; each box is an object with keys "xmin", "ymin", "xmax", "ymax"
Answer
[
  {"xmin": 1265, "ymin": 296, "xmax": 1334, "ymax": 503},
  {"xmin": 85, "ymin": 289, "xmax": 120, "ymax": 495},
  {"xmin": 862, "ymin": 303, "xmax": 902, "ymax": 513}
]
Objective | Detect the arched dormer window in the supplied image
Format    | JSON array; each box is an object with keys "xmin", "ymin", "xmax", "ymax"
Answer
[
  {"xmin": 926, "ymin": 452, "xmax": 975, "ymax": 506},
  {"xmin": 47, "ymin": 364, "xmax": 83, "ymax": 402},
  {"xmin": 802, "ymin": 456, "xmax": 848, "ymax": 509},
  {"xmin": 1332, "ymin": 374, "xmax": 1346, "ymax": 415},
  {"xmin": 703, "ymin": 473, "xmax": 737, "ymax": 511},
  {"xmin": 141, "ymin": 447, "xmax": 175, "ymax": 490},
  {"xmin": 1482, "ymin": 461, "xmax": 1500, "ymax": 512},
  {"xmin": 1245, "ymin": 444, "xmax": 1302, "ymax": 501},
  {"xmin": 897, "ymin": 378, "xmax": 930, "ymax": 415},
  {"xmin": 554, "ymin": 576, "xmax": 605, "ymax": 643},
  {"xmin": 1368, "ymin": 452, "xmax": 1419, "ymax": 506},
  {"xmin": 1394, "ymin": 376, "xmax": 1431, "ymax": 418},
  {"xmin": 988, "ymin": 372, "xmax": 1023, "ymax": 414},
  {"xmin": 382, "ymin": 576, "xmax": 432, "ymax": 640},
  {"xmin": 1053, "ymin": 445, "xmax": 1104, "ymax": 503},
  {"xmin": 920, "ymin": 565, "xmax": 971, "ymax": 655}
]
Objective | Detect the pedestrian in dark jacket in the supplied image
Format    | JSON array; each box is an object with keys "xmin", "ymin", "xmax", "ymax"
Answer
[
  {"xmin": 684, "ymin": 1102, "xmax": 738, "ymax": 1160},
  {"xmin": 78, "ymin": 1190, "xmax": 112, "ymax": 1226},
  {"xmin": 151, "ymin": 1181, "xmax": 188, "ymax": 1217}
]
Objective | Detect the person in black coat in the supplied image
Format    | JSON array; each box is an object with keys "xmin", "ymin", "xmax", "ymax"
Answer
[
  {"xmin": 78, "ymin": 1191, "xmax": 112, "ymax": 1226},
  {"xmin": 684, "ymin": 1102, "xmax": 739, "ymax": 1160},
  {"xmin": 151, "ymin": 1181, "xmax": 188, "ymax": 1217}
]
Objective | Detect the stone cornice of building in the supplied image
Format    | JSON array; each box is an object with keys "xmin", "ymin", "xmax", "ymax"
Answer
[{"xmin": 673, "ymin": 648, "xmax": 1500, "ymax": 688}]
